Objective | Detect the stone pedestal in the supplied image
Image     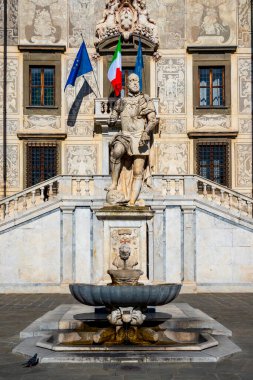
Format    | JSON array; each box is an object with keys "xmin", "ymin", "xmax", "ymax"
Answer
[{"xmin": 93, "ymin": 206, "xmax": 154, "ymax": 283}]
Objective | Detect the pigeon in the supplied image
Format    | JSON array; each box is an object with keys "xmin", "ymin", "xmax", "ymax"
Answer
[{"xmin": 22, "ymin": 353, "xmax": 39, "ymax": 367}]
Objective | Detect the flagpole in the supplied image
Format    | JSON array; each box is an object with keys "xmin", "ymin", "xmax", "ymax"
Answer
[{"xmin": 80, "ymin": 33, "xmax": 102, "ymax": 98}]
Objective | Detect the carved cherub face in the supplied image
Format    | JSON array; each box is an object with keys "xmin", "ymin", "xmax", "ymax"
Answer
[{"xmin": 128, "ymin": 73, "xmax": 140, "ymax": 94}]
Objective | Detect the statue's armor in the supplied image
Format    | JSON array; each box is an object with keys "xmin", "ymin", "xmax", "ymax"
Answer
[{"xmin": 110, "ymin": 93, "xmax": 156, "ymax": 157}]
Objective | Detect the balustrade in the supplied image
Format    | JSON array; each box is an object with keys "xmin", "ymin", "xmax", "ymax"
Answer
[
  {"xmin": 0, "ymin": 175, "xmax": 252, "ymax": 224},
  {"xmin": 0, "ymin": 177, "xmax": 59, "ymax": 222},
  {"xmin": 197, "ymin": 178, "xmax": 253, "ymax": 218}
]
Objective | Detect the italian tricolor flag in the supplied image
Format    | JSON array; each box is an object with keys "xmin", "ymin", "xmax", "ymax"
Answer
[{"xmin": 108, "ymin": 38, "xmax": 122, "ymax": 96}]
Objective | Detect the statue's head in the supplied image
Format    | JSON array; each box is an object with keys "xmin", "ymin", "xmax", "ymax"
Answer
[{"xmin": 127, "ymin": 73, "xmax": 140, "ymax": 94}]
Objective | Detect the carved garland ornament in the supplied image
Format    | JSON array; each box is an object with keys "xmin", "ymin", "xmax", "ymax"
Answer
[{"xmin": 95, "ymin": 0, "xmax": 159, "ymax": 47}]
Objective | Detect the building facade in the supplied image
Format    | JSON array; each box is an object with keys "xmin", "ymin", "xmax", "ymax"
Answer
[{"xmin": 0, "ymin": 0, "xmax": 252, "ymax": 198}]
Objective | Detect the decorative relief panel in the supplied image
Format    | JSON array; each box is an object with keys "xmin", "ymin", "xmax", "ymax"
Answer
[
  {"xmin": 160, "ymin": 118, "xmax": 186, "ymax": 135},
  {"xmin": 0, "ymin": 119, "xmax": 19, "ymax": 136},
  {"xmin": 157, "ymin": 57, "xmax": 186, "ymax": 114},
  {"xmin": 193, "ymin": 114, "xmax": 231, "ymax": 130},
  {"xmin": 0, "ymin": 145, "xmax": 19, "ymax": 188},
  {"xmin": 235, "ymin": 143, "xmax": 252, "ymax": 187},
  {"xmin": 155, "ymin": 142, "xmax": 188, "ymax": 175},
  {"xmin": 238, "ymin": 58, "xmax": 252, "ymax": 115},
  {"xmin": 239, "ymin": 118, "xmax": 252, "ymax": 134},
  {"xmin": 0, "ymin": 58, "xmax": 19, "ymax": 115},
  {"xmin": 0, "ymin": 0, "xmax": 18, "ymax": 45},
  {"xmin": 24, "ymin": 115, "xmax": 61, "ymax": 130},
  {"xmin": 65, "ymin": 58, "xmax": 97, "ymax": 117},
  {"xmin": 147, "ymin": 0, "xmax": 185, "ymax": 49},
  {"xmin": 66, "ymin": 145, "xmax": 97, "ymax": 175},
  {"xmin": 238, "ymin": 0, "xmax": 251, "ymax": 48},
  {"xmin": 19, "ymin": 0, "xmax": 67, "ymax": 45},
  {"xmin": 69, "ymin": 0, "xmax": 105, "ymax": 48},
  {"xmin": 186, "ymin": 0, "xmax": 236, "ymax": 46},
  {"xmin": 110, "ymin": 228, "xmax": 139, "ymax": 270},
  {"xmin": 67, "ymin": 120, "xmax": 94, "ymax": 137}
]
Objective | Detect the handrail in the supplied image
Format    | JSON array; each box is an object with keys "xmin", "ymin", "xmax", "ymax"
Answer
[{"xmin": 0, "ymin": 174, "xmax": 252, "ymax": 223}]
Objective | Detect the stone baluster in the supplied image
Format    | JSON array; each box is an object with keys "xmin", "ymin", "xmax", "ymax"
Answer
[
  {"xmin": 247, "ymin": 201, "xmax": 252, "ymax": 217},
  {"xmin": 5, "ymin": 202, "xmax": 10, "ymax": 217},
  {"xmin": 175, "ymin": 179, "xmax": 180, "ymax": 195},
  {"xmin": 166, "ymin": 179, "xmax": 171, "ymax": 195},
  {"xmin": 23, "ymin": 195, "xmax": 27, "ymax": 210},
  {"xmin": 203, "ymin": 182, "xmax": 207, "ymax": 198},
  {"xmin": 76, "ymin": 179, "xmax": 81, "ymax": 196},
  {"xmin": 0, "ymin": 205, "xmax": 4, "ymax": 221},
  {"xmin": 238, "ymin": 198, "xmax": 242, "ymax": 214},
  {"xmin": 14, "ymin": 197, "xmax": 18, "ymax": 214},
  {"xmin": 40, "ymin": 187, "xmax": 44, "ymax": 201},
  {"xmin": 49, "ymin": 183, "xmax": 54, "ymax": 198},
  {"xmin": 211, "ymin": 186, "xmax": 216, "ymax": 201},
  {"xmin": 31, "ymin": 190, "xmax": 36, "ymax": 206},
  {"xmin": 228, "ymin": 193, "xmax": 233, "ymax": 209},
  {"xmin": 85, "ymin": 179, "xmax": 90, "ymax": 196},
  {"xmin": 220, "ymin": 190, "xmax": 225, "ymax": 206}
]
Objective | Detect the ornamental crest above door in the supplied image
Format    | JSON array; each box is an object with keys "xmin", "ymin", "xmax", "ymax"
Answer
[{"xmin": 95, "ymin": 0, "xmax": 159, "ymax": 47}]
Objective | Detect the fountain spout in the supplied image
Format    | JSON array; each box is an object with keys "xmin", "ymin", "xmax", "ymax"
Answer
[{"xmin": 107, "ymin": 244, "xmax": 143, "ymax": 286}]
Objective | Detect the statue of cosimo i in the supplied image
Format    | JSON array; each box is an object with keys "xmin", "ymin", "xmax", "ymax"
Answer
[{"xmin": 105, "ymin": 73, "xmax": 157, "ymax": 206}]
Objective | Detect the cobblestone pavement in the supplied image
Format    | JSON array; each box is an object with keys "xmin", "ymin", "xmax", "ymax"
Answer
[{"xmin": 0, "ymin": 294, "xmax": 252, "ymax": 380}]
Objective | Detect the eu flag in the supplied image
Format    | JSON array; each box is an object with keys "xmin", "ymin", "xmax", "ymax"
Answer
[
  {"xmin": 64, "ymin": 41, "xmax": 93, "ymax": 91},
  {"xmin": 134, "ymin": 39, "xmax": 144, "ymax": 91}
]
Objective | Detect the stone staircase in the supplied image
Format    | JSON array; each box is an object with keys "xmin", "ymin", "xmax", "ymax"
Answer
[
  {"xmin": 0, "ymin": 175, "xmax": 252, "ymax": 294},
  {"xmin": 0, "ymin": 175, "xmax": 252, "ymax": 228}
]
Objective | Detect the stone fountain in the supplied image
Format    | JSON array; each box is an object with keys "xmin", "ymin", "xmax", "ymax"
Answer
[
  {"xmin": 12, "ymin": 73, "xmax": 241, "ymax": 363},
  {"xmin": 69, "ymin": 244, "xmax": 181, "ymax": 346}
]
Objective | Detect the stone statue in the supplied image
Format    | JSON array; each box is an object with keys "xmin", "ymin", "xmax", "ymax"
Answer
[{"xmin": 105, "ymin": 73, "xmax": 157, "ymax": 206}]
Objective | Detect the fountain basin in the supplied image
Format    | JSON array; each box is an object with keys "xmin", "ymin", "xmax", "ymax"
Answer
[{"xmin": 69, "ymin": 283, "xmax": 182, "ymax": 308}]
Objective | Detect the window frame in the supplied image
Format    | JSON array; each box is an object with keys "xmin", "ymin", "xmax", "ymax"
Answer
[
  {"xmin": 195, "ymin": 139, "xmax": 231, "ymax": 187},
  {"xmin": 24, "ymin": 141, "xmax": 61, "ymax": 188},
  {"xmin": 23, "ymin": 51, "xmax": 61, "ymax": 116},
  {"xmin": 192, "ymin": 53, "xmax": 231, "ymax": 115},
  {"xmin": 198, "ymin": 66, "xmax": 225, "ymax": 108},
  {"xmin": 29, "ymin": 66, "xmax": 56, "ymax": 107}
]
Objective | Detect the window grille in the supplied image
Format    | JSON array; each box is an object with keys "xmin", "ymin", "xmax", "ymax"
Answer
[
  {"xmin": 196, "ymin": 142, "xmax": 229, "ymax": 186},
  {"xmin": 26, "ymin": 143, "xmax": 59, "ymax": 187}
]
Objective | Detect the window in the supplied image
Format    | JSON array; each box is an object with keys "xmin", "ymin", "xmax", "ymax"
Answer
[
  {"xmin": 190, "ymin": 50, "xmax": 233, "ymax": 115},
  {"xmin": 26, "ymin": 143, "xmax": 59, "ymax": 187},
  {"xmin": 196, "ymin": 142, "xmax": 229, "ymax": 186},
  {"xmin": 122, "ymin": 67, "xmax": 134, "ymax": 96},
  {"xmin": 30, "ymin": 67, "xmax": 55, "ymax": 107},
  {"xmin": 199, "ymin": 67, "xmax": 225, "ymax": 107}
]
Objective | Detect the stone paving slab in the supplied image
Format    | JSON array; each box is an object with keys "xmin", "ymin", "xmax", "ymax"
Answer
[{"xmin": 0, "ymin": 294, "xmax": 252, "ymax": 379}]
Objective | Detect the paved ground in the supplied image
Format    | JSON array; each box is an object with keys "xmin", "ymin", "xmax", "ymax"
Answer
[{"xmin": 0, "ymin": 293, "xmax": 252, "ymax": 380}]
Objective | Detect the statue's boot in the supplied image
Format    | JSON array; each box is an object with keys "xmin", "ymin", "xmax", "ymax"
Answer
[
  {"xmin": 129, "ymin": 177, "xmax": 142, "ymax": 206},
  {"xmin": 105, "ymin": 161, "xmax": 121, "ymax": 191}
]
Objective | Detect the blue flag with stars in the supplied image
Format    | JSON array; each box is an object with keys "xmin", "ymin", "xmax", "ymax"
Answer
[
  {"xmin": 134, "ymin": 39, "xmax": 144, "ymax": 91},
  {"xmin": 64, "ymin": 41, "xmax": 93, "ymax": 91}
]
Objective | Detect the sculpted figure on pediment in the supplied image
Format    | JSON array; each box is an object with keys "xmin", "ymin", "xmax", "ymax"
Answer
[
  {"xmin": 96, "ymin": 0, "xmax": 120, "ymax": 41},
  {"xmin": 95, "ymin": 0, "xmax": 158, "ymax": 46}
]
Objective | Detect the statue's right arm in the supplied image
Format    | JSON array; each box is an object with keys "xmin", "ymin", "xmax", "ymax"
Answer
[{"xmin": 109, "ymin": 99, "xmax": 121, "ymax": 126}]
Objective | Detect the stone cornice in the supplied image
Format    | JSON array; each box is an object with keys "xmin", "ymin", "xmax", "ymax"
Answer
[{"xmin": 187, "ymin": 46, "xmax": 237, "ymax": 54}]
